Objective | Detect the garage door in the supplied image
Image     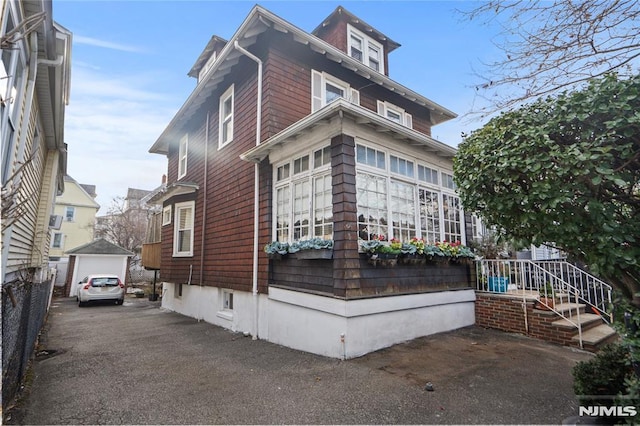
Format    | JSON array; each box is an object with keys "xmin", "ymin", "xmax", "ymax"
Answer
[{"xmin": 69, "ymin": 256, "xmax": 127, "ymax": 297}]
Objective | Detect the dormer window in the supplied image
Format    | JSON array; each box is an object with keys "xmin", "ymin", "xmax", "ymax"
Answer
[
  {"xmin": 347, "ymin": 24, "xmax": 384, "ymax": 72},
  {"xmin": 377, "ymin": 101, "xmax": 413, "ymax": 129},
  {"xmin": 198, "ymin": 52, "xmax": 217, "ymax": 82},
  {"xmin": 311, "ymin": 70, "xmax": 360, "ymax": 112}
]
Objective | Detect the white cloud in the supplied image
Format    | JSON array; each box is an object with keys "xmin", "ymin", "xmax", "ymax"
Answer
[
  {"xmin": 74, "ymin": 35, "xmax": 145, "ymax": 53},
  {"xmin": 64, "ymin": 67, "xmax": 178, "ymax": 214}
]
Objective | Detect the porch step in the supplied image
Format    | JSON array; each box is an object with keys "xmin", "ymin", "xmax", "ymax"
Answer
[
  {"xmin": 552, "ymin": 313, "xmax": 603, "ymax": 331},
  {"xmin": 572, "ymin": 324, "xmax": 619, "ymax": 349},
  {"xmin": 552, "ymin": 302, "xmax": 586, "ymax": 315}
]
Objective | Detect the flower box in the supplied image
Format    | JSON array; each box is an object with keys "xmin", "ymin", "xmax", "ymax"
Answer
[
  {"xmin": 399, "ymin": 254, "xmax": 426, "ymax": 265},
  {"xmin": 293, "ymin": 249, "xmax": 333, "ymax": 260}
]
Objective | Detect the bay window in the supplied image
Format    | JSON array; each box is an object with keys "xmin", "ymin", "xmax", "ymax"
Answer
[
  {"xmin": 356, "ymin": 142, "xmax": 464, "ymax": 244},
  {"xmin": 274, "ymin": 146, "xmax": 333, "ymax": 242}
]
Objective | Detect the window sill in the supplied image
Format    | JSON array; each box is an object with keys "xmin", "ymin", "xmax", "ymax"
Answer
[{"xmin": 216, "ymin": 310, "xmax": 233, "ymax": 321}]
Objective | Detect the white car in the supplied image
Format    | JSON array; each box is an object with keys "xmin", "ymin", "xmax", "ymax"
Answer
[{"xmin": 77, "ymin": 274, "xmax": 125, "ymax": 306}]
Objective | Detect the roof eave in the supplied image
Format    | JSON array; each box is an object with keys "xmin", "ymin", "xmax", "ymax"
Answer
[
  {"xmin": 149, "ymin": 5, "xmax": 457, "ymax": 155},
  {"xmin": 240, "ymin": 99, "xmax": 457, "ymax": 164}
]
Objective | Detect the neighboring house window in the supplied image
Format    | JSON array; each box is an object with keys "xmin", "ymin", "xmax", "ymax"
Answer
[
  {"xmin": 65, "ymin": 207, "xmax": 75, "ymax": 222},
  {"xmin": 173, "ymin": 201, "xmax": 195, "ymax": 257},
  {"xmin": 178, "ymin": 134, "xmax": 188, "ymax": 179},
  {"xmin": 51, "ymin": 233, "xmax": 63, "ymax": 249},
  {"xmin": 356, "ymin": 142, "xmax": 464, "ymax": 244},
  {"xmin": 377, "ymin": 101, "xmax": 413, "ymax": 129},
  {"xmin": 311, "ymin": 70, "xmax": 360, "ymax": 113},
  {"xmin": 273, "ymin": 146, "xmax": 333, "ymax": 242},
  {"xmin": 1, "ymin": 7, "xmax": 27, "ymax": 185},
  {"xmin": 347, "ymin": 24, "xmax": 384, "ymax": 72},
  {"xmin": 162, "ymin": 205, "xmax": 172, "ymax": 226},
  {"xmin": 219, "ymin": 84, "xmax": 234, "ymax": 148}
]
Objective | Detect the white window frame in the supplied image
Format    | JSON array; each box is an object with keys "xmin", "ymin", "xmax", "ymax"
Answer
[
  {"xmin": 272, "ymin": 145, "xmax": 333, "ymax": 243},
  {"xmin": 178, "ymin": 134, "xmax": 188, "ymax": 179},
  {"xmin": 162, "ymin": 205, "xmax": 172, "ymax": 226},
  {"xmin": 311, "ymin": 70, "xmax": 360, "ymax": 113},
  {"xmin": 347, "ymin": 24, "xmax": 385, "ymax": 72},
  {"xmin": 377, "ymin": 101, "xmax": 413, "ymax": 129},
  {"xmin": 198, "ymin": 51, "xmax": 217, "ymax": 83},
  {"xmin": 65, "ymin": 206, "xmax": 75, "ymax": 222},
  {"xmin": 51, "ymin": 233, "xmax": 64, "ymax": 249},
  {"xmin": 355, "ymin": 142, "xmax": 465, "ymax": 245},
  {"xmin": 173, "ymin": 201, "xmax": 195, "ymax": 257},
  {"xmin": 1, "ymin": 4, "xmax": 27, "ymax": 185},
  {"xmin": 222, "ymin": 290, "xmax": 234, "ymax": 310},
  {"xmin": 218, "ymin": 84, "xmax": 234, "ymax": 149}
]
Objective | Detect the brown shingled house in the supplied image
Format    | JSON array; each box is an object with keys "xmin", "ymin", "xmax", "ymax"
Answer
[{"xmin": 144, "ymin": 5, "xmax": 475, "ymax": 358}]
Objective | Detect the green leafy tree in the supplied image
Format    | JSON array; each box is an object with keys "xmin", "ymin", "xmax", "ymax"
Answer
[{"xmin": 454, "ymin": 73, "xmax": 640, "ymax": 305}]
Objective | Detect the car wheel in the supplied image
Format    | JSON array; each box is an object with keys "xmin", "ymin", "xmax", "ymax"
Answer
[
  {"xmin": 78, "ymin": 300, "xmax": 85, "ymax": 307},
  {"xmin": 115, "ymin": 299, "xmax": 124, "ymax": 305}
]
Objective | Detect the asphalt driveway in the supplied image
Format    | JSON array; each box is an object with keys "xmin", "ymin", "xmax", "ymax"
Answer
[{"xmin": 7, "ymin": 296, "xmax": 592, "ymax": 425}]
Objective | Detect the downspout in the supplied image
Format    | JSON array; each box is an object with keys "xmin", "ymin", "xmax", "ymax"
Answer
[
  {"xmin": 233, "ymin": 40, "xmax": 262, "ymax": 340},
  {"xmin": 200, "ymin": 112, "xmax": 210, "ymax": 286}
]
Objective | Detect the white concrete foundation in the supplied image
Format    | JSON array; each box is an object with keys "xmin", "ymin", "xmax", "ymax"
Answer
[{"xmin": 161, "ymin": 282, "xmax": 475, "ymax": 359}]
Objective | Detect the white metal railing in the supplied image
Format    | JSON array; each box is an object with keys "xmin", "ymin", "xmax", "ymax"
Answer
[
  {"xmin": 475, "ymin": 259, "xmax": 614, "ymax": 347},
  {"xmin": 532, "ymin": 260, "xmax": 613, "ymax": 323}
]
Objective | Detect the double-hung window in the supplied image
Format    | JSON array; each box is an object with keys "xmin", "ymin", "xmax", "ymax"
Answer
[
  {"xmin": 162, "ymin": 206, "xmax": 172, "ymax": 226},
  {"xmin": 178, "ymin": 134, "xmax": 188, "ymax": 179},
  {"xmin": 274, "ymin": 146, "xmax": 333, "ymax": 242},
  {"xmin": 311, "ymin": 70, "xmax": 360, "ymax": 113},
  {"xmin": 356, "ymin": 142, "xmax": 464, "ymax": 244},
  {"xmin": 347, "ymin": 24, "xmax": 384, "ymax": 72},
  {"xmin": 173, "ymin": 201, "xmax": 195, "ymax": 257},
  {"xmin": 51, "ymin": 233, "xmax": 63, "ymax": 249},
  {"xmin": 219, "ymin": 84, "xmax": 234, "ymax": 148},
  {"xmin": 377, "ymin": 101, "xmax": 413, "ymax": 129},
  {"xmin": 65, "ymin": 207, "xmax": 75, "ymax": 222},
  {"xmin": 1, "ymin": 6, "xmax": 27, "ymax": 185}
]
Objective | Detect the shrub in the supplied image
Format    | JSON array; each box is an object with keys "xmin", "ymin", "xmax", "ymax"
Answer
[{"xmin": 573, "ymin": 343, "xmax": 632, "ymax": 407}]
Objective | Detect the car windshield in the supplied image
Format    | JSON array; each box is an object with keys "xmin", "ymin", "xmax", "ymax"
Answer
[{"xmin": 91, "ymin": 277, "xmax": 119, "ymax": 287}]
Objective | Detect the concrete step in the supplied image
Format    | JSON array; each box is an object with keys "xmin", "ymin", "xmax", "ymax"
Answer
[
  {"xmin": 573, "ymin": 324, "xmax": 618, "ymax": 348},
  {"xmin": 552, "ymin": 302, "xmax": 586, "ymax": 314},
  {"xmin": 552, "ymin": 313, "xmax": 603, "ymax": 330}
]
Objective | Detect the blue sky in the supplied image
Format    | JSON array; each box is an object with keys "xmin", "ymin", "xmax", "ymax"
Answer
[{"xmin": 53, "ymin": 0, "xmax": 501, "ymax": 214}]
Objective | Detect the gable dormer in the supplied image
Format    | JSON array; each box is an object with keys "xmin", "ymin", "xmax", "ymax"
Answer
[
  {"xmin": 188, "ymin": 35, "xmax": 228, "ymax": 83},
  {"xmin": 312, "ymin": 5, "xmax": 400, "ymax": 77}
]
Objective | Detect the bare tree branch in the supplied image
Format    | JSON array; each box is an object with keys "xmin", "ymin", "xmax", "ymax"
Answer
[{"xmin": 459, "ymin": 0, "xmax": 640, "ymax": 117}]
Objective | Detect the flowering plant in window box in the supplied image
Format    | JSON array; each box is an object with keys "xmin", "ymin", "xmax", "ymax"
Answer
[
  {"xmin": 360, "ymin": 236, "xmax": 401, "ymax": 267},
  {"xmin": 399, "ymin": 238, "xmax": 427, "ymax": 264}
]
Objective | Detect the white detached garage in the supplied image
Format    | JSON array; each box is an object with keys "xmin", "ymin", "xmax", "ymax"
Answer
[{"xmin": 65, "ymin": 239, "xmax": 134, "ymax": 297}]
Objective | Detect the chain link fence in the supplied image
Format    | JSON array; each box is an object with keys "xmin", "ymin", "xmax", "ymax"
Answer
[{"xmin": 2, "ymin": 279, "xmax": 53, "ymax": 411}]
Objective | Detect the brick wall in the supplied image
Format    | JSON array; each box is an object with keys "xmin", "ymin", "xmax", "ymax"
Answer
[{"xmin": 475, "ymin": 293, "xmax": 579, "ymax": 348}]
